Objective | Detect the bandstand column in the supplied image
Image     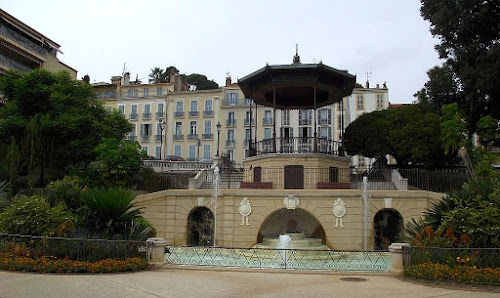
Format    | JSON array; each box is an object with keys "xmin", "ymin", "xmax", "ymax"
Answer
[
  {"xmin": 273, "ymin": 86, "xmax": 277, "ymax": 153},
  {"xmin": 313, "ymin": 85, "xmax": 317, "ymax": 153}
]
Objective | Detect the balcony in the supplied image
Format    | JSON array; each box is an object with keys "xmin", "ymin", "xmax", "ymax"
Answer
[
  {"xmin": 202, "ymin": 133, "xmax": 213, "ymax": 140},
  {"xmin": 203, "ymin": 110, "xmax": 213, "ymax": 116},
  {"xmin": 0, "ymin": 24, "xmax": 48, "ymax": 59},
  {"xmin": 142, "ymin": 112, "xmax": 151, "ymax": 120},
  {"xmin": 244, "ymin": 118, "xmax": 254, "ymax": 126},
  {"xmin": 154, "ymin": 135, "xmax": 162, "ymax": 142},
  {"xmin": 0, "ymin": 53, "xmax": 33, "ymax": 72},
  {"xmin": 188, "ymin": 134, "xmax": 198, "ymax": 140},
  {"xmin": 226, "ymin": 140, "xmax": 236, "ymax": 147},
  {"xmin": 174, "ymin": 111, "xmax": 184, "ymax": 117},
  {"xmin": 263, "ymin": 118, "xmax": 273, "ymax": 125},
  {"xmin": 173, "ymin": 134, "xmax": 184, "ymax": 141},
  {"xmin": 129, "ymin": 113, "xmax": 138, "ymax": 120},
  {"xmin": 141, "ymin": 135, "xmax": 150, "ymax": 142},
  {"xmin": 189, "ymin": 111, "xmax": 199, "ymax": 117},
  {"xmin": 128, "ymin": 135, "xmax": 137, "ymax": 141},
  {"xmin": 226, "ymin": 119, "xmax": 236, "ymax": 126},
  {"xmin": 156, "ymin": 112, "xmax": 165, "ymax": 119},
  {"xmin": 222, "ymin": 99, "xmax": 254, "ymax": 107}
]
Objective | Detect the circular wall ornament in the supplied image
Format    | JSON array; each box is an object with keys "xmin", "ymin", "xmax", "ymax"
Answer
[{"xmin": 239, "ymin": 197, "xmax": 251, "ymax": 226}]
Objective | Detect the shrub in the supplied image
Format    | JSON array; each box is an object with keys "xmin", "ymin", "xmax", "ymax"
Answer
[
  {"xmin": 405, "ymin": 262, "xmax": 500, "ymax": 285},
  {"xmin": 44, "ymin": 176, "xmax": 84, "ymax": 211},
  {"xmin": 0, "ymin": 195, "xmax": 74, "ymax": 236}
]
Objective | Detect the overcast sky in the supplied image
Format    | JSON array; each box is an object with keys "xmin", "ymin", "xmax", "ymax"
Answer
[{"xmin": 2, "ymin": 0, "xmax": 442, "ymax": 103}]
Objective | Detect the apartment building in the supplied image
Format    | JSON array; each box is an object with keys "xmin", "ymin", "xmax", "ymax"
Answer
[{"xmin": 0, "ymin": 9, "xmax": 77, "ymax": 78}]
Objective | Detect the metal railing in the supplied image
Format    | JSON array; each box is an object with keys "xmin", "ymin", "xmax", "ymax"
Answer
[
  {"xmin": 203, "ymin": 110, "xmax": 213, "ymax": 116},
  {"xmin": 129, "ymin": 113, "xmax": 138, "ymax": 120},
  {"xmin": 174, "ymin": 111, "xmax": 184, "ymax": 117},
  {"xmin": 263, "ymin": 118, "xmax": 273, "ymax": 125},
  {"xmin": 202, "ymin": 133, "xmax": 213, "ymax": 140},
  {"xmin": 143, "ymin": 160, "xmax": 212, "ymax": 172},
  {"xmin": 0, "ymin": 233, "xmax": 147, "ymax": 263},
  {"xmin": 226, "ymin": 140, "xmax": 236, "ymax": 147},
  {"xmin": 0, "ymin": 53, "xmax": 33, "ymax": 72},
  {"xmin": 165, "ymin": 246, "xmax": 390, "ymax": 271},
  {"xmin": 156, "ymin": 112, "xmax": 165, "ymax": 119},
  {"xmin": 222, "ymin": 99, "xmax": 254, "ymax": 107},
  {"xmin": 173, "ymin": 134, "xmax": 183, "ymax": 140},
  {"xmin": 226, "ymin": 119, "xmax": 236, "ymax": 126},
  {"xmin": 154, "ymin": 135, "xmax": 162, "ymax": 142},
  {"xmin": 142, "ymin": 112, "xmax": 151, "ymax": 119},
  {"xmin": 0, "ymin": 24, "xmax": 48, "ymax": 58},
  {"xmin": 128, "ymin": 135, "xmax": 137, "ymax": 141},
  {"xmin": 141, "ymin": 135, "xmax": 150, "ymax": 142},
  {"xmin": 403, "ymin": 246, "xmax": 500, "ymax": 285},
  {"xmin": 244, "ymin": 118, "xmax": 254, "ymax": 126},
  {"xmin": 253, "ymin": 137, "xmax": 341, "ymax": 155},
  {"xmin": 399, "ymin": 168, "xmax": 469, "ymax": 193},
  {"xmin": 189, "ymin": 111, "xmax": 199, "ymax": 117},
  {"xmin": 187, "ymin": 134, "xmax": 198, "ymax": 140}
]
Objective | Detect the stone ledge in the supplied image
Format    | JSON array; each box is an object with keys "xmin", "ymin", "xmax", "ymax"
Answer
[
  {"xmin": 240, "ymin": 182, "xmax": 273, "ymax": 189},
  {"xmin": 316, "ymin": 182, "xmax": 351, "ymax": 189}
]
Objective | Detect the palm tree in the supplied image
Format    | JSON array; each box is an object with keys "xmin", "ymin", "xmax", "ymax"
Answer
[{"xmin": 149, "ymin": 67, "xmax": 164, "ymax": 84}]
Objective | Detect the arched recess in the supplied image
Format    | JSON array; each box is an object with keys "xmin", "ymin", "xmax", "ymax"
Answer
[
  {"xmin": 187, "ymin": 207, "xmax": 214, "ymax": 246},
  {"xmin": 257, "ymin": 208, "xmax": 326, "ymax": 245},
  {"xmin": 373, "ymin": 208, "xmax": 404, "ymax": 251}
]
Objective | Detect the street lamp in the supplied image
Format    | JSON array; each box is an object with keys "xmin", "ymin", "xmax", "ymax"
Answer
[
  {"xmin": 197, "ymin": 138, "xmax": 201, "ymax": 161},
  {"xmin": 159, "ymin": 118, "xmax": 166, "ymax": 160},
  {"xmin": 216, "ymin": 121, "xmax": 222, "ymax": 157}
]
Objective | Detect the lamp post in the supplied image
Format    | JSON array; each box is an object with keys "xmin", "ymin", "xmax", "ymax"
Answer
[
  {"xmin": 216, "ymin": 121, "xmax": 221, "ymax": 157},
  {"xmin": 159, "ymin": 118, "xmax": 166, "ymax": 160}
]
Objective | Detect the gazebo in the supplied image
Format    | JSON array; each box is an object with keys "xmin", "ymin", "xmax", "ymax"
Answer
[{"xmin": 238, "ymin": 49, "xmax": 356, "ymax": 156}]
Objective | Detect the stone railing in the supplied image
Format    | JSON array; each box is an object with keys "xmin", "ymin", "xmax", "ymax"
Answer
[
  {"xmin": 188, "ymin": 162, "xmax": 217, "ymax": 189},
  {"xmin": 143, "ymin": 160, "xmax": 212, "ymax": 173}
]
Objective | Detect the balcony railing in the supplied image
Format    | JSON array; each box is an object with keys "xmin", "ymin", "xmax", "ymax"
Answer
[
  {"xmin": 173, "ymin": 134, "xmax": 184, "ymax": 140},
  {"xmin": 174, "ymin": 111, "xmax": 184, "ymax": 117},
  {"xmin": 156, "ymin": 112, "xmax": 165, "ymax": 119},
  {"xmin": 189, "ymin": 111, "xmax": 199, "ymax": 117},
  {"xmin": 222, "ymin": 99, "xmax": 254, "ymax": 107},
  {"xmin": 263, "ymin": 118, "xmax": 273, "ymax": 125},
  {"xmin": 252, "ymin": 137, "xmax": 340, "ymax": 155},
  {"xmin": 202, "ymin": 133, "xmax": 213, "ymax": 140},
  {"xmin": 226, "ymin": 119, "xmax": 236, "ymax": 126},
  {"xmin": 244, "ymin": 118, "xmax": 254, "ymax": 126},
  {"xmin": 0, "ymin": 24, "xmax": 48, "ymax": 58},
  {"xmin": 141, "ymin": 135, "xmax": 150, "ymax": 142},
  {"xmin": 203, "ymin": 110, "xmax": 213, "ymax": 116},
  {"xmin": 129, "ymin": 113, "xmax": 138, "ymax": 120},
  {"xmin": 0, "ymin": 53, "xmax": 33, "ymax": 72},
  {"xmin": 142, "ymin": 112, "xmax": 151, "ymax": 119},
  {"xmin": 188, "ymin": 134, "xmax": 198, "ymax": 140},
  {"xmin": 128, "ymin": 135, "xmax": 137, "ymax": 141},
  {"xmin": 154, "ymin": 135, "xmax": 162, "ymax": 142},
  {"xmin": 226, "ymin": 140, "xmax": 236, "ymax": 147}
]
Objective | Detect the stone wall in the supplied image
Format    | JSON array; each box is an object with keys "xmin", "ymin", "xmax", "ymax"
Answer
[{"xmin": 135, "ymin": 189, "xmax": 442, "ymax": 250}]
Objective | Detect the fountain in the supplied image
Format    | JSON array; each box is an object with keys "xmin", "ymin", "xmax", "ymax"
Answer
[
  {"xmin": 276, "ymin": 234, "xmax": 291, "ymax": 264},
  {"xmin": 254, "ymin": 232, "xmax": 330, "ymax": 250},
  {"xmin": 211, "ymin": 165, "xmax": 220, "ymax": 246},
  {"xmin": 362, "ymin": 176, "xmax": 369, "ymax": 251}
]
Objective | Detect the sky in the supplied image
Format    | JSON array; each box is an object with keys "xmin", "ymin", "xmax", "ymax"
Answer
[{"xmin": 1, "ymin": 0, "xmax": 443, "ymax": 103}]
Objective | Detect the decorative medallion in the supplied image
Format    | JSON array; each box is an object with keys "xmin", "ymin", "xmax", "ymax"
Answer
[
  {"xmin": 333, "ymin": 197, "xmax": 346, "ymax": 228},
  {"xmin": 239, "ymin": 197, "xmax": 251, "ymax": 226},
  {"xmin": 283, "ymin": 194, "xmax": 300, "ymax": 209}
]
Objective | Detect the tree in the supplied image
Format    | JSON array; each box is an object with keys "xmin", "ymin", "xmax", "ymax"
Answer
[
  {"xmin": 420, "ymin": 0, "xmax": 500, "ymax": 131},
  {"xmin": 414, "ymin": 65, "xmax": 461, "ymax": 114},
  {"xmin": 440, "ymin": 103, "xmax": 468, "ymax": 155},
  {"xmin": 476, "ymin": 116, "xmax": 500, "ymax": 148},
  {"xmin": 0, "ymin": 70, "xmax": 132, "ymax": 187},
  {"xmin": 185, "ymin": 73, "xmax": 219, "ymax": 90},
  {"xmin": 149, "ymin": 67, "xmax": 165, "ymax": 84}
]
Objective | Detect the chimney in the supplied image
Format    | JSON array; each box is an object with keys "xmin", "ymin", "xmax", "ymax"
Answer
[
  {"xmin": 122, "ymin": 72, "xmax": 130, "ymax": 86},
  {"xmin": 376, "ymin": 83, "xmax": 380, "ymax": 89},
  {"xmin": 225, "ymin": 75, "xmax": 232, "ymax": 87},
  {"xmin": 111, "ymin": 76, "xmax": 122, "ymax": 86},
  {"xmin": 365, "ymin": 80, "xmax": 370, "ymax": 88}
]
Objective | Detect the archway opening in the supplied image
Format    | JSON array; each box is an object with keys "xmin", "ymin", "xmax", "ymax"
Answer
[
  {"xmin": 373, "ymin": 208, "xmax": 404, "ymax": 251},
  {"xmin": 257, "ymin": 208, "xmax": 326, "ymax": 247},
  {"xmin": 187, "ymin": 207, "xmax": 214, "ymax": 246}
]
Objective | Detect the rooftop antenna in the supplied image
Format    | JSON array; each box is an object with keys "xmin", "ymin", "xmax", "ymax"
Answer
[
  {"xmin": 366, "ymin": 71, "xmax": 372, "ymax": 83},
  {"xmin": 122, "ymin": 62, "xmax": 127, "ymax": 76}
]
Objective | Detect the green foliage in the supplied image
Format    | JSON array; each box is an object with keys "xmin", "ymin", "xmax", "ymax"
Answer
[
  {"xmin": 186, "ymin": 73, "xmax": 219, "ymax": 90},
  {"xmin": 476, "ymin": 116, "xmax": 500, "ymax": 147},
  {"xmin": 0, "ymin": 180, "xmax": 10, "ymax": 212},
  {"xmin": 44, "ymin": 176, "xmax": 84, "ymax": 211},
  {"xmin": 344, "ymin": 110, "xmax": 390, "ymax": 160},
  {"xmin": 85, "ymin": 138, "xmax": 144, "ymax": 187},
  {"xmin": 0, "ymin": 195, "xmax": 73, "ymax": 236},
  {"xmin": 5, "ymin": 136, "xmax": 19, "ymax": 185},
  {"xmin": 79, "ymin": 188, "xmax": 143, "ymax": 239},
  {"xmin": 414, "ymin": 65, "xmax": 461, "ymax": 114},
  {"xmin": 440, "ymin": 103, "xmax": 468, "ymax": 155}
]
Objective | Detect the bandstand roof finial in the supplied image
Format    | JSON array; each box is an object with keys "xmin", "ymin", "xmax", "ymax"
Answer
[{"xmin": 293, "ymin": 43, "xmax": 301, "ymax": 64}]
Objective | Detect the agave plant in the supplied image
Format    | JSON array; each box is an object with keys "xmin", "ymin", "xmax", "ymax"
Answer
[{"xmin": 79, "ymin": 188, "xmax": 143, "ymax": 239}]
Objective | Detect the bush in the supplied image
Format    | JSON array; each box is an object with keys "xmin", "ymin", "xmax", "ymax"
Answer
[
  {"xmin": 405, "ymin": 262, "xmax": 500, "ymax": 285},
  {"xmin": 44, "ymin": 176, "xmax": 84, "ymax": 211},
  {"xmin": 0, "ymin": 195, "xmax": 74, "ymax": 236}
]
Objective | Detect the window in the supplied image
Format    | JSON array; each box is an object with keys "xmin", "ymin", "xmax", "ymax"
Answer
[
  {"xmin": 105, "ymin": 106, "xmax": 112, "ymax": 113},
  {"xmin": 154, "ymin": 146, "xmax": 161, "ymax": 159},
  {"xmin": 228, "ymin": 129, "xmax": 234, "ymax": 140},
  {"xmin": 227, "ymin": 112, "xmax": 235, "ymax": 126},
  {"xmin": 282, "ymin": 110, "xmax": 290, "ymax": 126},
  {"xmin": 376, "ymin": 94, "xmax": 384, "ymax": 109},
  {"xmin": 264, "ymin": 128, "xmax": 271, "ymax": 139},
  {"xmin": 245, "ymin": 129, "xmax": 250, "ymax": 141},
  {"xmin": 128, "ymin": 89, "xmax": 138, "ymax": 97},
  {"xmin": 264, "ymin": 110, "xmax": 272, "ymax": 124},
  {"xmin": 227, "ymin": 149, "xmax": 234, "ymax": 162},
  {"xmin": 156, "ymin": 122, "xmax": 163, "ymax": 136},
  {"xmin": 190, "ymin": 101, "xmax": 198, "ymax": 112},
  {"xmin": 299, "ymin": 110, "xmax": 312, "ymax": 125},
  {"xmin": 129, "ymin": 123, "xmax": 137, "ymax": 138},
  {"xmin": 204, "ymin": 120, "xmax": 212, "ymax": 134},
  {"xmin": 144, "ymin": 104, "xmax": 151, "ymax": 113},
  {"xmin": 157, "ymin": 103, "xmax": 164, "ymax": 113},
  {"xmin": 140, "ymin": 123, "xmax": 152, "ymax": 136},
  {"xmin": 245, "ymin": 111, "xmax": 253, "ymax": 125},
  {"xmin": 142, "ymin": 146, "xmax": 149, "ymax": 155},
  {"xmin": 319, "ymin": 109, "xmax": 331, "ymax": 125},
  {"xmin": 118, "ymin": 105, "xmax": 125, "ymax": 115},
  {"xmin": 176, "ymin": 101, "xmax": 183, "ymax": 112},
  {"xmin": 320, "ymin": 127, "xmax": 331, "ymax": 139},
  {"xmin": 190, "ymin": 121, "xmax": 197, "ymax": 135},
  {"xmin": 174, "ymin": 145, "xmax": 182, "ymax": 157},
  {"xmin": 357, "ymin": 95, "xmax": 364, "ymax": 110},
  {"xmin": 203, "ymin": 144, "xmax": 211, "ymax": 158},
  {"xmin": 175, "ymin": 122, "xmax": 182, "ymax": 135},
  {"xmin": 205, "ymin": 99, "xmax": 212, "ymax": 112},
  {"xmin": 189, "ymin": 145, "xmax": 196, "ymax": 160},
  {"xmin": 156, "ymin": 87, "xmax": 162, "ymax": 96},
  {"xmin": 131, "ymin": 105, "xmax": 138, "ymax": 115},
  {"xmin": 227, "ymin": 92, "xmax": 237, "ymax": 105},
  {"xmin": 143, "ymin": 88, "xmax": 149, "ymax": 97}
]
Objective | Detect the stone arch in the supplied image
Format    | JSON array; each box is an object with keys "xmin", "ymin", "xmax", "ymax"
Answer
[
  {"xmin": 373, "ymin": 208, "xmax": 404, "ymax": 251},
  {"xmin": 187, "ymin": 206, "xmax": 214, "ymax": 246},
  {"xmin": 257, "ymin": 208, "xmax": 326, "ymax": 245}
]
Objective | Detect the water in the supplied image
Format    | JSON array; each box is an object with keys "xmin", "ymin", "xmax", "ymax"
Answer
[
  {"xmin": 277, "ymin": 234, "xmax": 292, "ymax": 264},
  {"xmin": 362, "ymin": 176, "xmax": 369, "ymax": 251},
  {"xmin": 211, "ymin": 166, "xmax": 220, "ymax": 245}
]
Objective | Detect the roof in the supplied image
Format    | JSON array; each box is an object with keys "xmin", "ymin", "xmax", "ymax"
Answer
[{"xmin": 238, "ymin": 62, "xmax": 356, "ymax": 109}]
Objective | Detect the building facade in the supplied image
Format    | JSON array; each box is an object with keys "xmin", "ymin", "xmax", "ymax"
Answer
[{"xmin": 0, "ymin": 9, "xmax": 77, "ymax": 78}]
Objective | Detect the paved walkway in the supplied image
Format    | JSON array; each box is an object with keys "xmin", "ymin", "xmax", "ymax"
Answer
[{"xmin": 0, "ymin": 268, "xmax": 499, "ymax": 298}]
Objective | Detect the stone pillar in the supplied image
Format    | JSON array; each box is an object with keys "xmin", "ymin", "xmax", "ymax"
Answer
[
  {"xmin": 389, "ymin": 242, "xmax": 410, "ymax": 275},
  {"xmin": 147, "ymin": 237, "xmax": 167, "ymax": 264}
]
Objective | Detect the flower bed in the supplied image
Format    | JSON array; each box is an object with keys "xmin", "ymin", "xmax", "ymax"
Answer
[
  {"xmin": 0, "ymin": 253, "xmax": 149, "ymax": 273},
  {"xmin": 405, "ymin": 262, "xmax": 500, "ymax": 285}
]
